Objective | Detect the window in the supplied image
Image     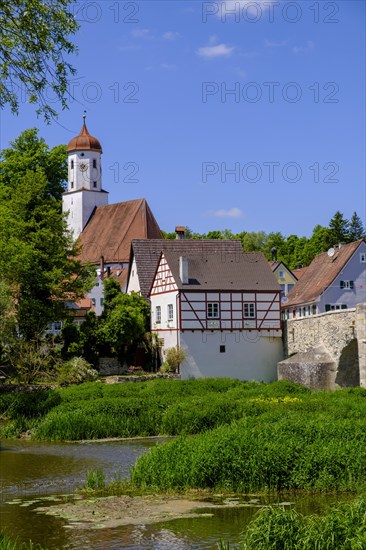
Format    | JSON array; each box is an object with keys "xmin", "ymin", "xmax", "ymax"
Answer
[
  {"xmin": 167, "ymin": 304, "xmax": 174, "ymax": 321},
  {"xmin": 278, "ymin": 270, "xmax": 285, "ymax": 279},
  {"xmin": 243, "ymin": 303, "xmax": 255, "ymax": 318},
  {"xmin": 325, "ymin": 304, "xmax": 347, "ymax": 311},
  {"xmin": 312, "ymin": 304, "xmax": 317, "ymax": 315},
  {"xmin": 80, "ymin": 152, "xmax": 84, "ymax": 157},
  {"xmin": 91, "ymin": 298, "xmax": 96, "ymax": 306},
  {"xmin": 71, "ymin": 182, "xmax": 74, "ymax": 189},
  {"xmin": 340, "ymin": 280, "xmax": 354, "ymax": 290},
  {"xmin": 71, "ymin": 160, "xmax": 74, "ymax": 169},
  {"xmin": 156, "ymin": 306, "xmax": 161, "ymax": 323},
  {"xmin": 361, "ymin": 253, "xmax": 366, "ymax": 263},
  {"xmin": 220, "ymin": 345, "xmax": 226, "ymax": 353},
  {"xmin": 93, "ymin": 181, "xmax": 97, "ymax": 188},
  {"xmin": 100, "ymin": 298, "xmax": 104, "ymax": 306},
  {"xmin": 53, "ymin": 321, "xmax": 62, "ymax": 331},
  {"xmin": 93, "ymin": 159, "xmax": 97, "ymax": 169},
  {"xmin": 280, "ymin": 284, "xmax": 286, "ymax": 298},
  {"xmin": 287, "ymin": 284, "xmax": 294, "ymax": 293},
  {"xmin": 207, "ymin": 302, "xmax": 220, "ymax": 318}
]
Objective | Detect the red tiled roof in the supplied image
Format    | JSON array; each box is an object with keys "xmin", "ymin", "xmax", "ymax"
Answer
[
  {"xmin": 79, "ymin": 199, "xmax": 162, "ymax": 264},
  {"xmin": 292, "ymin": 266, "xmax": 308, "ymax": 280},
  {"xmin": 285, "ymin": 240, "xmax": 364, "ymax": 307}
]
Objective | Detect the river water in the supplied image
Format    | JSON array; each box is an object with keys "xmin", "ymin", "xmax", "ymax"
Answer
[{"xmin": 0, "ymin": 438, "xmax": 348, "ymax": 549}]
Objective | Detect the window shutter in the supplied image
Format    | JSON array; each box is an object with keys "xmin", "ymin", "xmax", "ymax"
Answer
[
  {"xmin": 340, "ymin": 280, "xmax": 344, "ymax": 289},
  {"xmin": 350, "ymin": 281, "xmax": 354, "ymax": 289},
  {"xmin": 325, "ymin": 304, "xmax": 331, "ymax": 312}
]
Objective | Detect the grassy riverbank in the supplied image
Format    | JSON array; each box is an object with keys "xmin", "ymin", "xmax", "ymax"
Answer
[{"xmin": 1, "ymin": 379, "xmax": 366, "ymax": 494}]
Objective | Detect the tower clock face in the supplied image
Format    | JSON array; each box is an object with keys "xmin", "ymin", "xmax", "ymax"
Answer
[{"xmin": 79, "ymin": 162, "xmax": 88, "ymax": 172}]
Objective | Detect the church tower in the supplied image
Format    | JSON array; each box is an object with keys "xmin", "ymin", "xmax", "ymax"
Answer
[{"xmin": 62, "ymin": 114, "xmax": 108, "ymax": 239}]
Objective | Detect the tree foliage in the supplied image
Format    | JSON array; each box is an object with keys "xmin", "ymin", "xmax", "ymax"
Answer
[
  {"xmin": 0, "ymin": 130, "xmax": 94, "ymax": 345},
  {"xmin": 163, "ymin": 211, "xmax": 365, "ymax": 268},
  {"xmin": 0, "ymin": 128, "xmax": 67, "ymax": 200},
  {"xmin": 0, "ymin": 0, "xmax": 79, "ymax": 121}
]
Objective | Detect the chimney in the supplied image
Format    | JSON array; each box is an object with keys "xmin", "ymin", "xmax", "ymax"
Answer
[
  {"xmin": 100, "ymin": 256, "xmax": 105, "ymax": 280},
  {"xmin": 175, "ymin": 226, "xmax": 186, "ymax": 240},
  {"xmin": 179, "ymin": 256, "xmax": 189, "ymax": 284},
  {"xmin": 271, "ymin": 247, "xmax": 277, "ymax": 261}
]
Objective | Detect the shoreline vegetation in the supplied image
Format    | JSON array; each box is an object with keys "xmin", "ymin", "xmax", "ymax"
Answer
[{"xmin": 1, "ymin": 378, "xmax": 366, "ymax": 548}]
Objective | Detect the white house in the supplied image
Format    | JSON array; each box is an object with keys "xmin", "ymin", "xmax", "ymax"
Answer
[
  {"xmin": 149, "ymin": 245, "xmax": 283, "ymax": 381},
  {"xmin": 283, "ymin": 239, "xmax": 366, "ymax": 319}
]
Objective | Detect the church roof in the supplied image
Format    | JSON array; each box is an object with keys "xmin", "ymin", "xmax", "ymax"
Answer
[
  {"xmin": 67, "ymin": 116, "xmax": 102, "ymax": 152},
  {"xmin": 79, "ymin": 199, "xmax": 163, "ymax": 264}
]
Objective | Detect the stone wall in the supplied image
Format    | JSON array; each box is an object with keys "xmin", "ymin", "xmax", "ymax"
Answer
[
  {"xmin": 98, "ymin": 357, "xmax": 127, "ymax": 376},
  {"xmin": 280, "ymin": 303, "xmax": 366, "ymax": 389},
  {"xmin": 284, "ymin": 308, "xmax": 357, "ymax": 361}
]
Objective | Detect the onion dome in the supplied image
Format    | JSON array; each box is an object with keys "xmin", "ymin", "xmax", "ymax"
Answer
[{"xmin": 67, "ymin": 113, "xmax": 102, "ymax": 153}]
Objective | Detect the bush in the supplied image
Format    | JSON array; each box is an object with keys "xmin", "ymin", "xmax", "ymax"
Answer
[
  {"xmin": 240, "ymin": 495, "xmax": 366, "ymax": 549},
  {"xmin": 57, "ymin": 357, "xmax": 98, "ymax": 386},
  {"xmin": 165, "ymin": 346, "xmax": 186, "ymax": 372}
]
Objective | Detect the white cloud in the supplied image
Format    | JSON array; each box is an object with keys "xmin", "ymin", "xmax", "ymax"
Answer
[
  {"xmin": 293, "ymin": 40, "xmax": 315, "ymax": 54},
  {"xmin": 197, "ymin": 43, "xmax": 235, "ymax": 58},
  {"xmin": 265, "ymin": 39, "xmax": 288, "ymax": 48},
  {"xmin": 162, "ymin": 31, "xmax": 180, "ymax": 41},
  {"xmin": 131, "ymin": 28, "xmax": 154, "ymax": 39},
  {"xmin": 208, "ymin": 208, "xmax": 243, "ymax": 218}
]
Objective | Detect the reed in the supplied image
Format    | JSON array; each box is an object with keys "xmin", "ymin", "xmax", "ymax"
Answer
[{"xmin": 239, "ymin": 494, "xmax": 366, "ymax": 549}]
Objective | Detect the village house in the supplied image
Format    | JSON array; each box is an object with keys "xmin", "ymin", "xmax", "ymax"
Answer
[
  {"xmin": 268, "ymin": 260, "xmax": 298, "ymax": 300},
  {"xmin": 283, "ymin": 239, "xmax": 366, "ymax": 319},
  {"xmin": 147, "ymin": 243, "xmax": 283, "ymax": 381}
]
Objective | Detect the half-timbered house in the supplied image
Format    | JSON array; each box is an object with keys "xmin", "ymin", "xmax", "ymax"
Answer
[{"xmin": 149, "ymin": 247, "xmax": 283, "ymax": 381}]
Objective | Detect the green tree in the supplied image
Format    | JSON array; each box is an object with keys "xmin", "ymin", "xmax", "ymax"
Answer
[
  {"xmin": 328, "ymin": 211, "xmax": 349, "ymax": 245},
  {"xmin": 348, "ymin": 211, "xmax": 365, "ymax": 241},
  {"xmin": 0, "ymin": 128, "xmax": 67, "ymax": 200},
  {"xmin": 0, "ymin": 169, "xmax": 94, "ymax": 340},
  {"xmin": 241, "ymin": 231, "xmax": 266, "ymax": 252},
  {"xmin": 102, "ymin": 277, "xmax": 122, "ymax": 316},
  {"xmin": 99, "ymin": 292, "xmax": 150, "ymax": 360},
  {"xmin": 0, "ymin": 0, "xmax": 79, "ymax": 121}
]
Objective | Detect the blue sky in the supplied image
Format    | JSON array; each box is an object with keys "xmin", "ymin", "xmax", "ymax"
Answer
[{"xmin": 1, "ymin": 0, "xmax": 365, "ymax": 237}]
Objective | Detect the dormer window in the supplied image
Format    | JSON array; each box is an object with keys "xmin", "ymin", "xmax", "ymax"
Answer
[{"xmin": 340, "ymin": 280, "xmax": 354, "ymax": 290}]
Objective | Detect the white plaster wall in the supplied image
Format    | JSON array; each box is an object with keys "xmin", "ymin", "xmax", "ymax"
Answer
[
  {"xmin": 151, "ymin": 292, "xmax": 180, "ymax": 359},
  {"xmin": 179, "ymin": 331, "xmax": 283, "ymax": 381},
  {"xmin": 127, "ymin": 257, "xmax": 141, "ymax": 294},
  {"xmin": 63, "ymin": 189, "xmax": 108, "ymax": 240},
  {"xmin": 68, "ymin": 151, "xmax": 102, "ymax": 191},
  {"xmin": 151, "ymin": 292, "xmax": 179, "ymax": 331}
]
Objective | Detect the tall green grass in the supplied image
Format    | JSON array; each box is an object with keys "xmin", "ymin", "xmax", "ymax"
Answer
[
  {"xmin": 238, "ymin": 494, "xmax": 366, "ymax": 549},
  {"xmin": 131, "ymin": 410, "xmax": 366, "ymax": 493},
  {"xmin": 0, "ymin": 534, "xmax": 45, "ymax": 550}
]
